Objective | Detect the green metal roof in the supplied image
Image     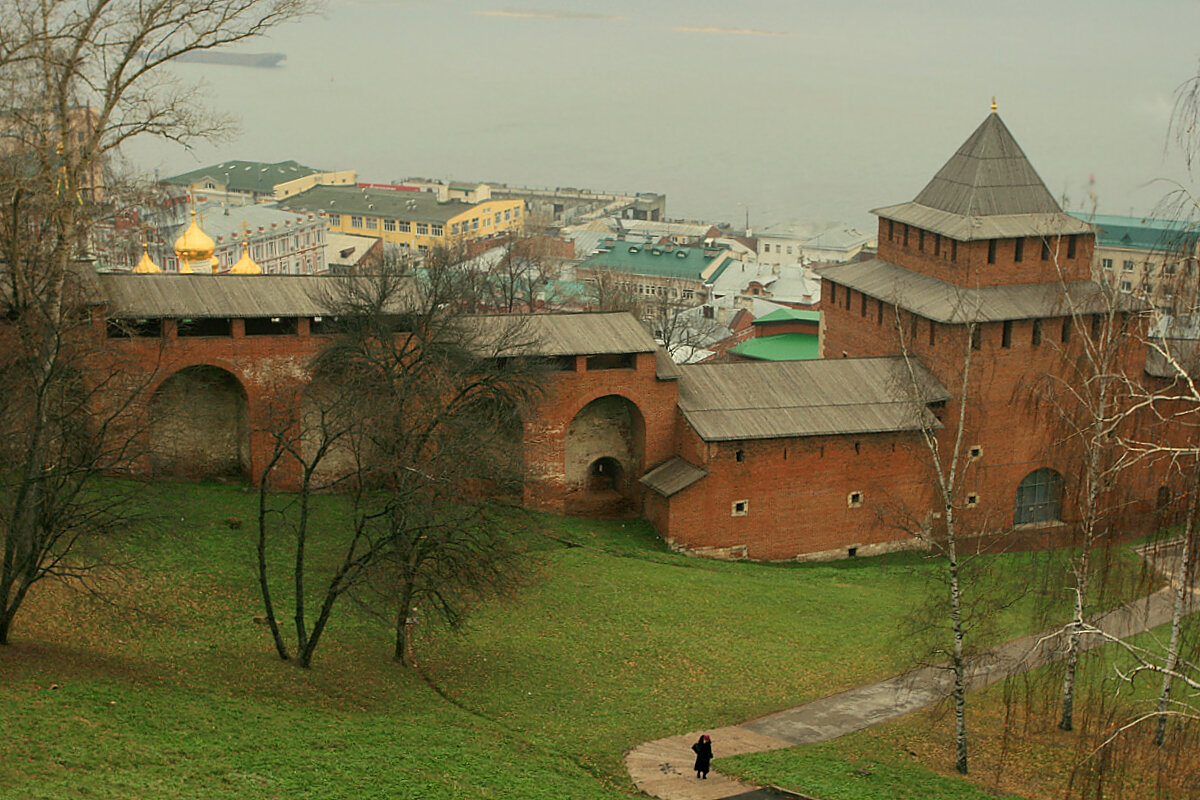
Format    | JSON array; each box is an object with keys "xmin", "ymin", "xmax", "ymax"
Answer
[
  {"xmin": 580, "ymin": 239, "xmax": 732, "ymax": 282},
  {"xmin": 754, "ymin": 307, "xmax": 820, "ymax": 324},
  {"xmin": 164, "ymin": 160, "xmax": 321, "ymax": 194},
  {"xmin": 1071, "ymin": 213, "xmax": 1199, "ymax": 254},
  {"xmin": 277, "ymin": 185, "xmax": 483, "ymax": 224},
  {"xmin": 728, "ymin": 333, "xmax": 820, "ymax": 361},
  {"xmin": 549, "ymin": 279, "xmax": 589, "ymax": 298}
]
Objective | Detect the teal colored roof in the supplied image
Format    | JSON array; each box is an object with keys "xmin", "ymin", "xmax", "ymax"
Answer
[
  {"xmin": 164, "ymin": 160, "xmax": 321, "ymax": 194},
  {"xmin": 549, "ymin": 279, "xmax": 589, "ymax": 298},
  {"xmin": 1072, "ymin": 212, "xmax": 1199, "ymax": 253},
  {"xmin": 580, "ymin": 239, "xmax": 731, "ymax": 282},
  {"xmin": 754, "ymin": 307, "xmax": 820, "ymax": 324},
  {"xmin": 728, "ymin": 333, "xmax": 820, "ymax": 361}
]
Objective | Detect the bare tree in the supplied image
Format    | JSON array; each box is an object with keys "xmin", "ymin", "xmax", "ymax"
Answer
[
  {"xmin": 581, "ymin": 264, "xmax": 642, "ymax": 315},
  {"xmin": 475, "ymin": 233, "xmax": 566, "ymax": 312},
  {"xmin": 0, "ymin": 280, "xmax": 163, "ymax": 643},
  {"xmin": 0, "ymin": 0, "xmax": 309, "ymax": 644},
  {"xmin": 254, "ymin": 259, "xmax": 544, "ymax": 668},
  {"xmin": 640, "ymin": 288, "xmax": 727, "ymax": 363},
  {"xmin": 581, "ymin": 266, "xmax": 721, "ymax": 361}
]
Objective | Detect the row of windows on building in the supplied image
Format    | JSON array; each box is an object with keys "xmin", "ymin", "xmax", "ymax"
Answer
[
  {"xmin": 832, "ymin": 283, "xmax": 1109, "ymax": 349},
  {"xmin": 106, "ymin": 316, "xmax": 324, "ymax": 338},
  {"xmin": 448, "ymin": 207, "xmax": 519, "ymax": 236},
  {"xmin": 888, "ymin": 220, "xmax": 960, "ymax": 261},
  {"xmin": 581, "ymin": 276, "xmax": 696, "ymax": 300},
  {"xmin": 329, "ymin": 206, "xmax": 519, "ymax": 237},
  {"xmin": 241, "ymin": 229, "xmax": 323, "ymax": 260},
  {"xmin": 160, "ymin": 251, "xmax": 324, "ymax": 274},
  {"xmin": 761, "ymin": 242, "xmax": 794, "ymax": 255},
  {"xmin": 886, "ymin": 219, "xmax": 1080, "ymax": 264},
  {"xmin": 1101, "ymin": 257, "xmax": 1194, "ymax": 275}
]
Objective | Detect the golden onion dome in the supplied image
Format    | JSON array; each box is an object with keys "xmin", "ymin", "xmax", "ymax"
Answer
[
  {"xmin": 228, "ymin": 239, "xmax": 262, "ymax": 275},
  {"xmin": 174, "ymin": 209, "xmax": 215, "ymax": 264},
  {"xmin": 132, "ymin": 242, "xmax": 161, "ymax": 274}
]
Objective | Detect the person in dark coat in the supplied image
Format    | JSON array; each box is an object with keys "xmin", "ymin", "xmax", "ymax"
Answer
[{"xmin": 691, "ymin": 733, "xmax": 713, "ymax": 779}]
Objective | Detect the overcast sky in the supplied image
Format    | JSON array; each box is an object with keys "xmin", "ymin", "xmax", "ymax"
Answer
[{"xmin": 128, "ymin": 0, "xmax": 1200, "ymax": 231}]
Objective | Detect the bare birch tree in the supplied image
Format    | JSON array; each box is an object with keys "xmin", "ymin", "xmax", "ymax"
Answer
[
  {"xmin": 882, "ymin": 299, "xmax": 986, "ymax": 776},
  {"xmin": 1028, "ymin": 245, "xmax": 1140, "ymax": 733}
]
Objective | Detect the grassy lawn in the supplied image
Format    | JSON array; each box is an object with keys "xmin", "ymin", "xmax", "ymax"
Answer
[
  {"xmin": 722, "ymin": 740, "xmax": 1027, "ymax": 800},
  {"xmin": 0, "ymin": 480, "xmax": 1159, "ymax": 798}
]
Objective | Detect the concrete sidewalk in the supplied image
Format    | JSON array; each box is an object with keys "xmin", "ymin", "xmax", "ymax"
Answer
[{"xmin": 625, "ymin": 541, "xmax": 1194, "ymax": 800}]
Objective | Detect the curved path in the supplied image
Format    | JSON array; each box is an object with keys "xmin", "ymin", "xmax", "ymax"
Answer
[{"xmin": 624, "ymin": 541, "xmax": 1197, "ymax": 800}]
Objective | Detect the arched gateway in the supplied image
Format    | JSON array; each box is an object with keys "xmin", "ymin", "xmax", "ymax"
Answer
[
  {"xmin": 149, "ymin": 365, "xmax": 250, "ymax": 479},
  {"xmin": 564, "ymin": 395, "xmax": 645, "ymax": 515}
]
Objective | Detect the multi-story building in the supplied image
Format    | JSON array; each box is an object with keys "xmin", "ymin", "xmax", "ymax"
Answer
[
  {"xmin": 147, "ymin": 202, "xmax": 328, "ymax": 274},
  {"xmin": 163, "ymin": 160, "xmax": 356, "ymax": 205},
  {"xmin": 276, "ymin": 184, "xmax": 525, "ymax": 254},
  {"xmin": 576, "ymin": 238, "xmax": 738, "ymax": 310},
  {"xmin": 1075, "ymin": 213, "xmax": 1199, "ymax": 313},
  {"xmin": 399, "ymin": 179, "xmax": 667, "ymax": 224},
  {"xmin": 756, "ymin": 220, "xmax": 876, "ymax": 266}
]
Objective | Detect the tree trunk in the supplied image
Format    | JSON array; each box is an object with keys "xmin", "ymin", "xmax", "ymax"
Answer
[
  {"xmin": 949, "ymin": 544, "xmax": 968, "ymax": 775},
  {"xmin": 293, "ymin": 491, "xmax": 310, "ymax": 655},
  {"xmin": 298, "ymin": 582, "xmax": 344, "ymax": 669},
  {"xmin": 257, "ymin": 479, "xmax": 289, "ymax": 661},
  {"xmin": 394, "ymin": 583, "xmax": 416, "ymax": 666},
  {"xmin": 1060, "ymin": 382, "xmax": 1109, "ymax": 733},
  {"xmin": 944, "ymin": 501, "xmax": 968, "ymax": 775},
  {"xmin": 1155, "ymin": 465, "xmax": 1199, "ymax": 745},
  {"xmin": 1059, "ymin": 550, "xmax": 1091, "ymax": 732}
]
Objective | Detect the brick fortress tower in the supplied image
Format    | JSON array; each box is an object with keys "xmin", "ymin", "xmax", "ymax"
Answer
[{"xmin": 815, "ymin": 104, "xmax": 1153, "ymax": 543}]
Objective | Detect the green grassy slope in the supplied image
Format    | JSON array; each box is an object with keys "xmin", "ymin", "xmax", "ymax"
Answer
[{"xmin": 0, "ymin": 481, "xmax": 1154, "ymax": 798}]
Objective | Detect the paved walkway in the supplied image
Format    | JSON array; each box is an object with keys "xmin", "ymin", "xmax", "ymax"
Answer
[{"xmin": 624, "ymin": 540, "xmax": 1196, "ymax": 800}]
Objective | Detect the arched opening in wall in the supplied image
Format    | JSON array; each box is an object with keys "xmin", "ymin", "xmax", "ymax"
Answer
[
  {"xmin": 564, "ymin": 395, "xmax": 644, "ymax": 517},
  {"xmin": 149, "ymin": 365, "xmax": 250, "ymax": 480},
  {"xmin": 1014, "ymin": 468, "xmax": 1063, "ymax": 526},
  {"xmin": 588, "ymin": 457, "xmax": 623, "ymax": 491}
]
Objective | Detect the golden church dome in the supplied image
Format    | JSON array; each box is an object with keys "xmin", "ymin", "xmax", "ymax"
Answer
[
  {"xmin": 229, "ymin": 238, "xmax": 262, "ymax": 274},
  {"xmin": 131, "ymin": 242, "xmax": 161, "ymax": 274},
  {"xmin": 174, "ymin": 209, "xmax": 215, "ymax": 270}
]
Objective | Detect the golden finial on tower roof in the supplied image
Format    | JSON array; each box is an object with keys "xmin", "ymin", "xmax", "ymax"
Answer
[
  {"xmin": 991, "ymin": 96, "xmax": 998, "ymax": 114},
  {"xmin": 229, "ymin": 222, "xmax": 262, "ymax": 275}
]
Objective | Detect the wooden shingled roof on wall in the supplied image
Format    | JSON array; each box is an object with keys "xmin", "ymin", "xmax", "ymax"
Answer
[{"xmin": 677, "ymin": 357, "xmax": 950, "ymax": 441}]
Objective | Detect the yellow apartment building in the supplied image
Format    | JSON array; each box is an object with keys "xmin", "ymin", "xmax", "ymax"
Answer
[{"xmin": 276, "ymin": 184, "xmax": 524, "ymax": 253}]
